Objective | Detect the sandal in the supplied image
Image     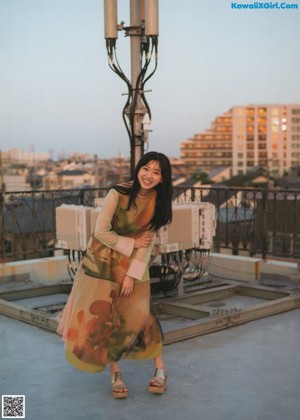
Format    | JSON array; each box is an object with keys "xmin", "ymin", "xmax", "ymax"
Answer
[
  {"xmin": 111, "ymin": 371, "xmax": 128, "ymax": 399},
  {"xmin": 148, "ymin": 368, "xmax": 168, "ymax": 394}
]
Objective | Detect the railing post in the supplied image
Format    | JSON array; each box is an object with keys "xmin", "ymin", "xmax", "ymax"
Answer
[
  {"xmin": 0, "ymin": 192, "xmax": 4, "ymax": 261},
  {"xmin": 79, "ymin": 189, "xmax": 85, "ymax": 206},
  {"xmin": 214, "ymin": 189, "xmax": 221, "ymax": 253},
  {"xmin": 191, "ymin": 188, "xmax": 195, "ymax": 202},
  {"xmin": 261, "ymin": 190, "xmax": 268, "ymax": 261}
]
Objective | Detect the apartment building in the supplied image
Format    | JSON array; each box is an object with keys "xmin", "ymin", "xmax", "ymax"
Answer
[
  {"xmin": 44, "ymin": 169, "xmax": 96, "ymax": 190},
  {"xmin": 232, "ymin": 104, "xmax": 300, "ymax": 176},
  {"xmin": 180, "ymin": 112, "xmax": 232, "ymax": 175},
  {"xmin": 180, "ymin": 104, "xmax": 300, "ymax": 177},
  {"xmin": 3, "ymin": 148, "xmax": 50, "ymax": 163}
]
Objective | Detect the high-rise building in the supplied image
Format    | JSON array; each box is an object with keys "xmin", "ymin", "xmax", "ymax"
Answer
[
  {"xmin": 180, "ymin": 104, "xmax": 300, "ymax": 177},
  {"xmin": 232, "ymin": 104, "xmax": 300, "ymax": 176},
  {"xmin": 180, "ymin": 111, "xmax": 232, "ymax": 175}
]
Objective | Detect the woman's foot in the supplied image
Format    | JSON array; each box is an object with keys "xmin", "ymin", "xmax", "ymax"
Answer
[
  {"xmin": 148, "ymin": 368, "xmax": 167, "ymax": 394},
  {"xmin": 111, "ymin": 371, "xmax": 128, "ymax": 399}
]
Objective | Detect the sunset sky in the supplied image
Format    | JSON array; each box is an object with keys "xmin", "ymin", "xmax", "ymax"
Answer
[{"xmin": 1, "ymin": 0, "xmax": 299, "ymax": 159}]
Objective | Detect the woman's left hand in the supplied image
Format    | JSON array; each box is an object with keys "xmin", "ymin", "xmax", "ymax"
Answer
[{"xmin": 120, "ymin": 275, "xmax": 134, "ymax": 298}]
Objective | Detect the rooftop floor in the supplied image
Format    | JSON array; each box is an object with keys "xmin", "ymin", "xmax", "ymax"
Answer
[{"xmin": 1, "ymin": 306, "xmax": 300, "ymax": 420}]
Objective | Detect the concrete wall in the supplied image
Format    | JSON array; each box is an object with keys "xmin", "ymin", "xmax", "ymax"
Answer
[
  {"xmin": 208, "ymin": 252, "xmax": 299, "ymax": 282},
  {"xmin": 0, "ymin": 253, "xmax": 298, "ymax": 285},
  {"xmin": 0, "ymin": 256, "xmax": 70, "ymax": 284}
]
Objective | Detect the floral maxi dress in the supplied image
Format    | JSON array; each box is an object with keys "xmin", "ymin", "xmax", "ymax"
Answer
[{"xmin": 57, "ymin": 187, "xmax": 163, "ymax": 373}]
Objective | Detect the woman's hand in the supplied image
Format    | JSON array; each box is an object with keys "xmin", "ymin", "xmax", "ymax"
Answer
[
  {"xmin": 120, "ymin": 275, "xmax": 134, "ymax": 298},
  {"xmin": 134, "ymin": 231, "xmax": 153, "ymax": 249}
]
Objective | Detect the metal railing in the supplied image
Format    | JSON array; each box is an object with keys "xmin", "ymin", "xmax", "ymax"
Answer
[{"xmin": 1, "ymin": 186, "xmax": 300, "ymax": 262}]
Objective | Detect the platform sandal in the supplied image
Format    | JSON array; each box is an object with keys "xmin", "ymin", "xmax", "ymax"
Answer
[
  {"xmin": 111, "ymin": 371, "xmax": 128, "ymax": 399},
  {"xmin": 148, "ymin": 368, "xmax": 167, "ymax": 394}
]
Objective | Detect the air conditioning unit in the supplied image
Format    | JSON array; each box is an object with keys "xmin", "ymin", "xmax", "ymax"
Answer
[
  {"xmin": 56, "ymin": 204, "xmax": 93, "ymax": 251},
  {"xmin": 198, "ymin": 202, "xmax": 216, "ymax": 249},
  {"xmin": 56, "ymin": 201, "xmax": 216, "ymax": 254},
  {"xmin": 157, "ymin": 202, "xmax": 216, "ymax": 253}
]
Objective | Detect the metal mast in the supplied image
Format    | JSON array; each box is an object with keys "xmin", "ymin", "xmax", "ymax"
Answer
[{"xmin": 104, "ymin": 0, "xmax": 159, "ymax": 177}]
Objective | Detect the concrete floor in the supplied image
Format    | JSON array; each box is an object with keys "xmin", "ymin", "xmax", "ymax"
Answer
[{"xmin": 1, "ymin": 309, "xmax": 300, "ymax": 420}]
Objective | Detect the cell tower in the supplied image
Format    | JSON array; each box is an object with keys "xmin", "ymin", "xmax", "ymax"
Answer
[{"xmin": 104, "ymin": 0, "xmax": 159, "ymax": 176}]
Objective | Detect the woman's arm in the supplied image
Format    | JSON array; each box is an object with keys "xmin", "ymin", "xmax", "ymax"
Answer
[
  {"xmin": 92, "ymin": 189, "xmax": 153, "ymax": 258},
  {"xmin": 126, "ymin": 235, "xmax": 156, "ymax": 281},
  {"xmin": 92, "ymin": 188, "xmax": 155, "ymax": 280},
  {"xmin": 120, "ymin": 238, "xmax": 156, "ymax": 296},
  {"xmin": 92, "ymin": 189, "xmax": 135, "ymax": 257}
]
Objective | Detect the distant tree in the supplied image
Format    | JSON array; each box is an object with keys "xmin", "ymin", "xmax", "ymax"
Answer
[{"xmin": 191, "ymin": 171, "xmax": 214, "ymax": 184}]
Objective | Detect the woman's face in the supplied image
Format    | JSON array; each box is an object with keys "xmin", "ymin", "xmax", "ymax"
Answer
[{"xmin": 137, "ymin": 160, "xmax": 163, "ymax": 193}]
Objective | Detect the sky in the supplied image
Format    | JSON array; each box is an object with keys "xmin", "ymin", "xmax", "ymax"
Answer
[{"xmin": 0, "ymin": 0, "xmax": 300, "ymax": 160}]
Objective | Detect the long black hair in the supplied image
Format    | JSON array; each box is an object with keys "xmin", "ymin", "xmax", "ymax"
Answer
[{"xmin": 113, "ymin": 151, "xmax": 173, "ymax": 231}]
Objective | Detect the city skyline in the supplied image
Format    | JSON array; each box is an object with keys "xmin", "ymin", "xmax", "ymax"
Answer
[{"xmin": 1, "ymin": 0, "xmax": 300, "ymax": 159}]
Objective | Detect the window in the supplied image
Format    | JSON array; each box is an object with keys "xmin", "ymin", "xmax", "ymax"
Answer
[
  {"xmin": 258, "ymin": 117, "xmax": 267, "ymax": 124},
  {"xmin": 292, "ymin": 117, "xmax": 300, "ymax": 124},
  {"xmin": 258, "ymin": 125, "xmax": 267, "ymax": 133},
  {"xmin": 271, "ymin": 117, "xmax": 279, "ymax": 125},
  {"xmin": 258, "ymin": 107, "xmax": 267, "ymax": 114},
  {"xmin": 259, "ymin": 159, "xmax": 267, "ymax": 165}
]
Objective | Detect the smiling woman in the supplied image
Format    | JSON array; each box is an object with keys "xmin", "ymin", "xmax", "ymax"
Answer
[
  {"xmin": 57, "ymin": 151, "xmax": 173, "ymax": 398},
  {"xmin": 137, "ymin": 160, "xmax": 163, "ymax": 193}
]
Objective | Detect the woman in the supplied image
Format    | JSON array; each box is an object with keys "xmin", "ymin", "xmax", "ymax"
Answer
[{"xmin": 57, "ymin": 151, "xmax": 173, "ymax": 398}]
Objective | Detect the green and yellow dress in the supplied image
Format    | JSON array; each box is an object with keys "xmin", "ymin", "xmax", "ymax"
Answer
[{"xmin": 57, "ymin": 187, "xmax": 163, "ymax": 373}]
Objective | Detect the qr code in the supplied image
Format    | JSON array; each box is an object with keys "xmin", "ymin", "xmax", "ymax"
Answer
[{"xmin": 2, "ymin": 395, "xmax": 25, "ymax": 419}]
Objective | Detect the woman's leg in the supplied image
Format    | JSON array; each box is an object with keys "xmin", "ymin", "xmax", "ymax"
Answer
[
  {"xmin": 110, "ymin": 362, "xmax": 128, "ymax": 398},
  {"xmin": 149, "ymin": 352, "xmax": 167, "ymax": 393},
  {"xmin": 153, "ymin": 353, "xmax": 165, "ymax": 370}
]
